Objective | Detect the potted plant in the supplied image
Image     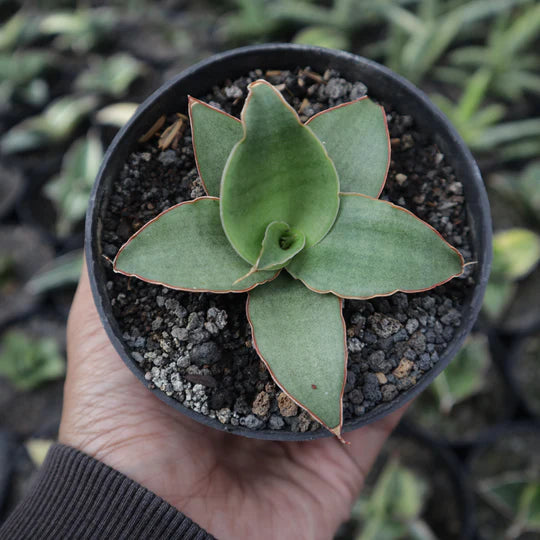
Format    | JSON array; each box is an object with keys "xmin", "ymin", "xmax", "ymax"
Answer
[{"xmin": 86, "ymin": 44, "xmax": 492, "ymax": 441}]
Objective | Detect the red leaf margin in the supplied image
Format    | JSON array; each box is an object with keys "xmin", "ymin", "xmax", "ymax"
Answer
[
  {"xmin": 245, "ymin": 292, "xmax": 348, "ymax": 443},
  {"xmin": 305, "ymin": 96, "xmax": 391, "ymax": 199},
  {"xmin": 187, "ymin": 96, "xmax": 242, "ymax": 196},
  {"xmin": 113, "ymin": 196, "xmax": 280, "ymax": 294},
  {"xmin": 287, "ymin": 193, "xmax": 466, "ymax": 300}
]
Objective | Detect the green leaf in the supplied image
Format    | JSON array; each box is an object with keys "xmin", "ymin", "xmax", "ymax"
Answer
[
  {"xmin": 188, "ymin": 98, "xmax": 243, "ymax": 197},
  {"xmin": 483, "ymin": 228, "xmax": 540, "ymax": 320},
  {"xmin": 247, "ymin": 273, "xmax": 346, "ymax": 435},
  {"xmin": 491, "ymin": 228, "xmax": 540, "ymax": 280},
  {"xmin": 95, "ymin": 102, "xmax": 139, "ymax": 128},
  {"xmin": 288, "ymin": 194, "xmax": 463, "ymax": 299},
  {"xmin": 26, "ymin": 250, "xmax": 83, "ymax": 295},
  {"xmin": 475, "ymin": 117, "xmax": 540, "ymax": 150},
  {"xmin": 0, "ymin": 330, "xmax": 65, "ymax": 390},
  {"xmin": 519, "ymin": 483, "xmax": 540, "ymax": 530},
  {"xmin": 45, "ymin": 131, "xmax": 103, "ymax": 236},
  {"xmin": 292, "ymin": 25, "xmax": 349, "ymax": 50},
  {"xmin": 75, "ymin": 53, "xmax": 144, "ymax": 97},
  {"xmin": 479, "ymin": 474, "xmax": 540, "ymax": 532},
  {"xmin": 114, "ymin": 197, "xmax": 276, "ymax": 293},
  {"xmin": 221, "ymin": 80, "xmax": 339, "ymax": 264},
  {"xmin": 239, "ymin": 222, "xmax": 305, "ymax": 283},
  {"xmin": 431, "ymin": 333, "xmax": 490, "ymax": 413},
  {"xmin": 482, "ymin": 280, "xmax": 515, "ymax": 320},
  {"xmin": 353, "ymin": 459, "xmax": 432, "ymax": 540},
  {"xmin": 0, "ymin": 95, "xmax": 97, "ymax": 153},
  {"xmin": 0, "ymin": 51, "xmax": 53, "ymax": 91},
  {"xmin": 519, "ymin": 161, "xmax": 540, "ymax": 215},
  {"xmin": 382, "ymin": 461, "xmax": 427, "ymax": 521},
  {"xmin": 39, "ymin": 9, "xmax": 118, "ymax": 53},
  {"xmin": 0, "ymin": 13, "xmax": 41, "ymax": 52},
  {"xmin": 306, "ymin": 97, "xmax": 390, "ymax": 197}
]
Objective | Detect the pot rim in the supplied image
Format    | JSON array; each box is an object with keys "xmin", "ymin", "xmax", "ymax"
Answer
[{"xmin": 86, "ymin": 43, "xmax": 492, "ymax": 441}]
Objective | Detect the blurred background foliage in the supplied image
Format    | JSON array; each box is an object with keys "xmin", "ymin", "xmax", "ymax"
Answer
[{"xmin": 0, "ymin": 0, "xmax": 539, "ymax": 537}]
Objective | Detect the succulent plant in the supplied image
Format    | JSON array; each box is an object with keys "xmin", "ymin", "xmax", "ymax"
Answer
[{"xmin": 114, "ymin": 80, "xmax": 464, "ymax": 439}]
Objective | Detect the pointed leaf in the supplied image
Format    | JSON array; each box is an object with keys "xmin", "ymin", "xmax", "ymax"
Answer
[
  {"xmin": 306, "ymin": 97, "xmax": 390, "ymax": 197},
  {"xmin": 221, "ymin": 80, "xmax": 340, "ymax": 264},
  {"xmin": 255, "ymin": 221, "xmax": 306, "ymax": 271},
  {"xmin": 247, "ymin": 273, "xmax": 346, "ymax": 434},
  {"xmin": 287, "ymin": 194, "xmax": 464, "ymax": 299},
  {"xmin": 188, "ymin": 97, "xmax": 243, "ymax": 196},
  {"xmin": 114, "ymin": 197, "xmax": 276, "ymax": 293}
]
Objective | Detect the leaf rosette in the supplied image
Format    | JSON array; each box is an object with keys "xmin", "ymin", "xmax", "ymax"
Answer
[{"xmin": 114, "ymin": 79, "xmax": 464, "ymax": 440}]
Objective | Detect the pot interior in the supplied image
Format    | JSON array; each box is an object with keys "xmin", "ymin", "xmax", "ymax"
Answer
[{"xmin": 87, "ymin": 45, "xmax": 491, "ymax": 440}]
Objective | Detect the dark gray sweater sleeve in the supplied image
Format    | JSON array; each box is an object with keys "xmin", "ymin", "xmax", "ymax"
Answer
[{"xmin": 0, "ymin": 444, "xmax": 215, "ymax": 539}]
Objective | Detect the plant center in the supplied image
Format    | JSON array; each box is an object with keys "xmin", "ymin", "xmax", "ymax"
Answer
[{"xmin": 279, "ymin": 231, "xmax": 298, "ymax": 250}]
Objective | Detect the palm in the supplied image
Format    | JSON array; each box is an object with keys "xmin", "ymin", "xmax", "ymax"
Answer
[{"xmin": 60, "ymin": 265, "xmax": 404, "ymax": 540}]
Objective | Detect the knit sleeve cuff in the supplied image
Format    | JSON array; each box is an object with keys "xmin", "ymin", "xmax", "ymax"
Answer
[{"xmin": 0, "ymin": 443, "xmax": 215, "ymax": 539}]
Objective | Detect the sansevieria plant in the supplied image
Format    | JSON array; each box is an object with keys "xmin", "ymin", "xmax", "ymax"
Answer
[{"xmin": 113, "ymin": 80, "xmax": 464, "ymax": 440}]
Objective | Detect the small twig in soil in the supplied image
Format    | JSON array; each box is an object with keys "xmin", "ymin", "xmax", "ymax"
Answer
[
  {"xmin": 138, "ymin": 115, "xmax": 166, "ymax": 143},
  {"xmin": 299, "ymin": 68, "xmax": 325, "ymax": 84},
  {"xmin": 159, "ymin": 115, "xmax": 187, "ymax": 150},
  {"xmin": 299, "ymin": 98, "xmax": 310, "ymax": 114}
]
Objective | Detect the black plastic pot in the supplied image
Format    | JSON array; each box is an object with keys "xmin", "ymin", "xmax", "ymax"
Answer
[
  {"xmin": 404, "ymin": 328, "xmax": 518, "ymax": 448},
  {"xmin": 86, "ymin": 44, "xmax": 492, "ymax": 440}
]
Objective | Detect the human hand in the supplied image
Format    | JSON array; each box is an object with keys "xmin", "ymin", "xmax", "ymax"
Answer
[{"xmin": 59, "ymin": 260, "xmax": 405, "ymax": 540}]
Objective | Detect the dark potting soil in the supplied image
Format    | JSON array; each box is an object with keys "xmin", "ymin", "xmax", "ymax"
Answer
[{"xmin": 100, "ymin": 67, "xmax": 475, "ymax": 434}]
